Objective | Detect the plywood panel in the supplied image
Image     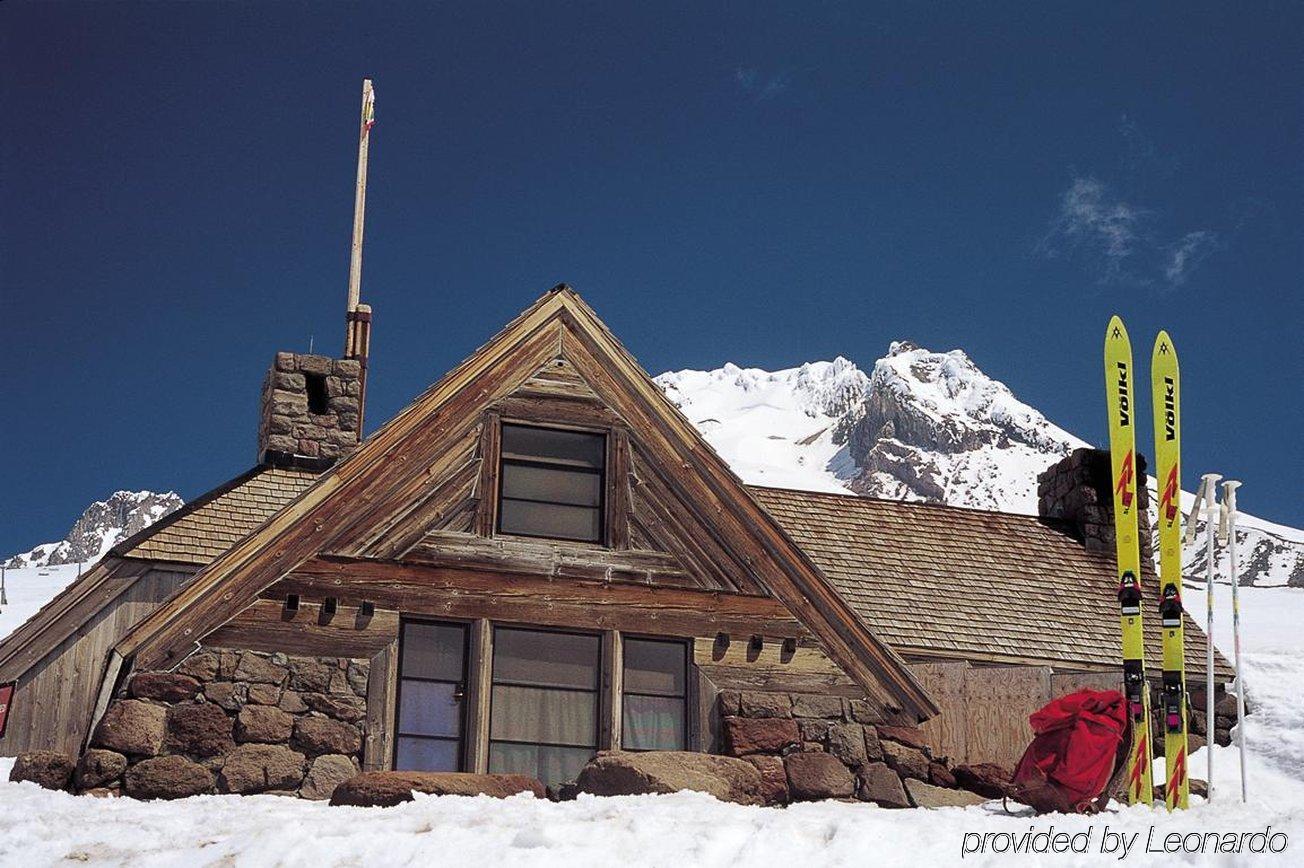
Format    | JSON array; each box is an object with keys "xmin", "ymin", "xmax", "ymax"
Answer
[
  {"xmin": 964, "ymin": 665, "xmax": 1053, "ymax": 769},
  {"xmin": 911, "ymin": 661, "xmax": 969, "ymax": 763}
]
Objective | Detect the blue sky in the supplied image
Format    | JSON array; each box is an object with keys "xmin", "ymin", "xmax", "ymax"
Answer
[{"xmin": 1, "ymin": 2, "xmax": 1300, "ymax": 554}]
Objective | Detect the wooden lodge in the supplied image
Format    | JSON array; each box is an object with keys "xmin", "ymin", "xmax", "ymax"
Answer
[{"xmin": 0, "ymin": 286, "xmax": 1232, "ymax": 804}]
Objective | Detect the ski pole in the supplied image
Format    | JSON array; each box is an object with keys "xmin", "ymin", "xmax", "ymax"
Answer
[
  {"xmin": 1221, "ymin": 480, "xmax": 1247, "ymax": 801},
  {"xmin": 1199, "ymin": 472, "xmax": 1221, "ymax": 798}
]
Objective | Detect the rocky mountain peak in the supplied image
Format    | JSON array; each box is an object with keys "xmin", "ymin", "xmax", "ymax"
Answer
[
  {"xmin": 655, "ymin": 344, "xmax": 1302, "ymax": 588},
  {"xmin": 5, "ymin": 490, "xmax": 183, "ymax": 569}
]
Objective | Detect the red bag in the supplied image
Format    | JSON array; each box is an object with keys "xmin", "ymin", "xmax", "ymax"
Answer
[{"xmin": 1009, "ymin": 689, "xmax": 1128, "ymax": 814}]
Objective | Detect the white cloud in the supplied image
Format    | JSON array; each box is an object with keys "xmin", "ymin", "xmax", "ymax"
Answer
[
  {"xmin": 734, "ymin": 66, "xmax": 790, "ymax": 102},
  {"xmin": 1040, "ymin": 177, "xmax": 1148, "ymax": 282},
  {"xmin": 1164, "ymin": 230, "xmax": 1220, "ymax": 285},
  {"xmin": 1040, "ymin": 176, "xmax": 1220, "ymax": 288}
]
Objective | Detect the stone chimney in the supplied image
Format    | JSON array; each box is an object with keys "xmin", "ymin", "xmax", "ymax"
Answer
[
  {"xmin": 1037, "ymin": 447, "xmax": 1154, "ymax": 566},
  {"xmin": 257, "ymin": 352, "xmax": 362, "ymax": 469}
]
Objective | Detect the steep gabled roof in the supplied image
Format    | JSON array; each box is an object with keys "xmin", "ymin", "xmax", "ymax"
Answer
[
  {"xmin": 753, "ymin": 485, "xmax": 1232, "ymax": 677},
  {"xmin": 114, "ymin": 287, "xmax": 938, "ymax": 720}
]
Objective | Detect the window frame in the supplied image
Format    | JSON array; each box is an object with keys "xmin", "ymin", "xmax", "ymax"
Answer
[
  {"xmin": 486, "ymin": 624, "xmax": 603, "ymax": 783},
  {"xmin": 619, "ymin": 634, "xmax": 690, "ymax": 752},
  {"xmin": 495, "ymin": 421, "xmax": 609, "ymax": 545},
  {"xmin": 392, "ymin": 617, "xmax": 472, "ymax": 773}
]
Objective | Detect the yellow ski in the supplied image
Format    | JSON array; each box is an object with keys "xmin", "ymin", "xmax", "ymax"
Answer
[
  {"xmin": 1153, "ymin": 331, "xmax": 1188, "ymax": 809},
  {"xmin": 1105, "ymin": 316, "xmax": 1154, "ymax": 805}
]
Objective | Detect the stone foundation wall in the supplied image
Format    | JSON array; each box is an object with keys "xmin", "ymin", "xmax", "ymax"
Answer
[
  {"xmin": 76, "ymin": 648, "xmax": 370, "ymax": 800},
  {"xmin": 1162, "ymin": 686, "xmax": 1239, "ymax": 751},
  {"xmin": 717, "ymin": 690, "xmax": 1002, "ymax": 808}
]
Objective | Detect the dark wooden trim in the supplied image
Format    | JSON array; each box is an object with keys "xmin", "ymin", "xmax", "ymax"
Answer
[
  {"xmin": 607, "ymin": 428, "xmax": 632, "ymax": 550},
  {"xmin": 493, "ymin": 396, "xmax": 621, "ymax": 429},
  {"xmin": 359, "ymin": 450, "xmax": 481, "ymax": 559},
  {"xmin": 204, "ymin": 599, "xmax": 399, "ymax": 659},
  {"xmin": 474, "ymin": 413, "xmax": 501, "ymax": 538},
  {"xmin": 363, "ymin": 640, "xmax": 397, "ymax": 772},
  {"xmin": 466, "ymin": 619, "xmax": 492, "ymax": 773},
  {"xmin": 271, "ymin": 558, "xmax": 809, "ymax": 640},
  {"xmin": 600, "ymin": 630, "xmax": 622, "ymax": 750},
  {"xmin": 404, "ymin": 530, "xmax": 695, "ymax": 587}
]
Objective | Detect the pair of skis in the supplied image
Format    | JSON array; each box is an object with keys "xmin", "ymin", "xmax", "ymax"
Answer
[{"xmin": 1104, "ymin": 317, "xmax": 1187, "ymax": 810}]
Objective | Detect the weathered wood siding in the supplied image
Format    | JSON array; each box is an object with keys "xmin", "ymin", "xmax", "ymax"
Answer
[{"xmin": 0, "ymin": 564, "xmax": 194, "ymax": 756}]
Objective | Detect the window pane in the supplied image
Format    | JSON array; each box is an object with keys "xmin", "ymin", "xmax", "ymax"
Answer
[
  {"xmin": 490, "ymin": 685, "xmax": 596, "ymax": 746},
  {"xmin": 396, "ymin": 736, "xmax": 459, "ymax": 772},
  {"xmin": 623, "ymin": 639, "xmax": 686, "ymax": 696},
  {"xmin": 493, "ymin": 629, "xmax": 600, "ymax": 689},
  {"xmin": 502, "ymin": 424, "xmax": 604, "ymax": 469},
  {"xmin": 400, "ymin": 622, "xmax": 466, "ymax": 680},
  {"xmin": 489, "ymin": 743, "xmax": 594, "ymax": 788},
  {"xmin": 397, "ymin": 680, "xmax": 462, "ymax": 738},
  {"xmin": 499, "ymin": 499, "xmax": 600, "ymax": 541},
  {"xmin": 623, "ymin": 695, "xmax": 686, "ymax": 750},
  {"xmin": 501, "ymin": 463, "xmax": 601, "ymax": 507}
]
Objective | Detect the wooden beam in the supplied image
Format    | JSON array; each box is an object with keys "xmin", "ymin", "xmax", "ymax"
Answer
[
  {"xmin": 403, "ymin": 532, "xmax": 698, "ymax": 587},
  {"xmin": 601, "ymin": 630, "xmax": 623, "ymax": 750},
  {"xmin": 493, "ymin": 396, "xmax": 621, "ymax": 429},
  {"xmin": 83, "ymin": 651, "xmax": 125, "ymax": 753},
  {"xmin": 473, "ymin": 413, "xmax": 501, "ymax": 538},
  {"xmin": 270, "ymin": 558, "xmax": 810, "ymax": 640},
  {"xmin": 466, "ymin": 619, "xmax": 492, "ymax": 773},
  {"xmin": 356, "ymin": 437, "xmax": 481, "ymax": 559},
  {"xmin": 204, "ymin": 599, "xmax": 399, "ymax": 659},
  {"xmin": 363, "ymin": 640, "xmax": 397, "ymax": 772},
  {"xmin": 607, "ymin": 428, "xmax": 631, "ymax": 550},
  {"xmin": 0, "ymin": 558, "xmax": 155, "ymax": 679}
]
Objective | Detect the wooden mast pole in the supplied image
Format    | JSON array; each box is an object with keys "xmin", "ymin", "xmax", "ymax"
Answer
[
  {"xmin": 346, "ymin": 78, "xmax": 373, "ymax": 337},
  {"xmin": 345, "ymin": 79, "xmax": 375, "ymax": 437}
]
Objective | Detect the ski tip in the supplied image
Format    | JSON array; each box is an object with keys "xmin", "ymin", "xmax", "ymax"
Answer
[
  {"xmin": 1153, "ymin": 330, "xmax": 1175, "ymax": 359},
  {"xmin": 1106, "ymin": 315, "xmax": 1128, "ymax": 343}
]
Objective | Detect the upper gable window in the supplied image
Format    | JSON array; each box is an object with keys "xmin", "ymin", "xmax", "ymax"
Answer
[{"xmin": 498, "ymin": 423, "xmax": 605, "ymax": 543}]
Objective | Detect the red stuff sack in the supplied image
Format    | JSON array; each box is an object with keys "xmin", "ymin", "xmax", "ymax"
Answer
[{"xmin": 1009, "ymin": 689, "xmax": 1128, "ymax": 814}]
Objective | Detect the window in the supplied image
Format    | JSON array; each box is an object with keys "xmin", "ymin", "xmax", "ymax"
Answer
[
  {"xmin": 489, "ymin": 627, "xmax": 599, "ymax": 786},
  {"xmin": 498, "ymin": 423, "xmax": 605, "ymax": 543},
  {"xmin": 394, "ymin": 621, "xmax": 467, "ymax": 772},
  {"xmin": 621, "ymin": 638, "xmax": 688, "ymax": 751}
]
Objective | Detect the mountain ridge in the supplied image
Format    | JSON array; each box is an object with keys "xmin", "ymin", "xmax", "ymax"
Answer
[
  {"xmin": 656, "ymin": 347, "xmax": 1303, "ymax": 589},
  {"xmin": 5, "ymin": 490, "xmax": 183, "ymax": 569}
]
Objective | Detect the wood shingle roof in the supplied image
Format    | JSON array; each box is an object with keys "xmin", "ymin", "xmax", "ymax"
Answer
[
  {"xmin": 751, "ymin": 485, "xmax": 1232, "ymax": 677},
  {"xmin": 120, "ymin": 467, "xmax": 319, "ymax": 565}
]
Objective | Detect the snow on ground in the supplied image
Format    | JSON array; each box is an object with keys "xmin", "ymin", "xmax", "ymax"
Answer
[
  {"xmin": 0, "ymin": 562, "xmax": 86, "ymax": 640},
  {"xmin": 1, "ymin": 583, "xmax": 1302, "ymax": 866},
  {"xmin": 0, "ymin": 751, "xmax": 1299, "ymax": 867}
]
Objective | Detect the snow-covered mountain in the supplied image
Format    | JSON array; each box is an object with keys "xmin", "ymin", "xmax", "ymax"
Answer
[
  {"xmin": 4, "ymin": 490, "xmax": 183, "ymax": 569},
  {"xmin": 656, "ymin": 345, "xmax": 1303, "ymax": 589}
]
